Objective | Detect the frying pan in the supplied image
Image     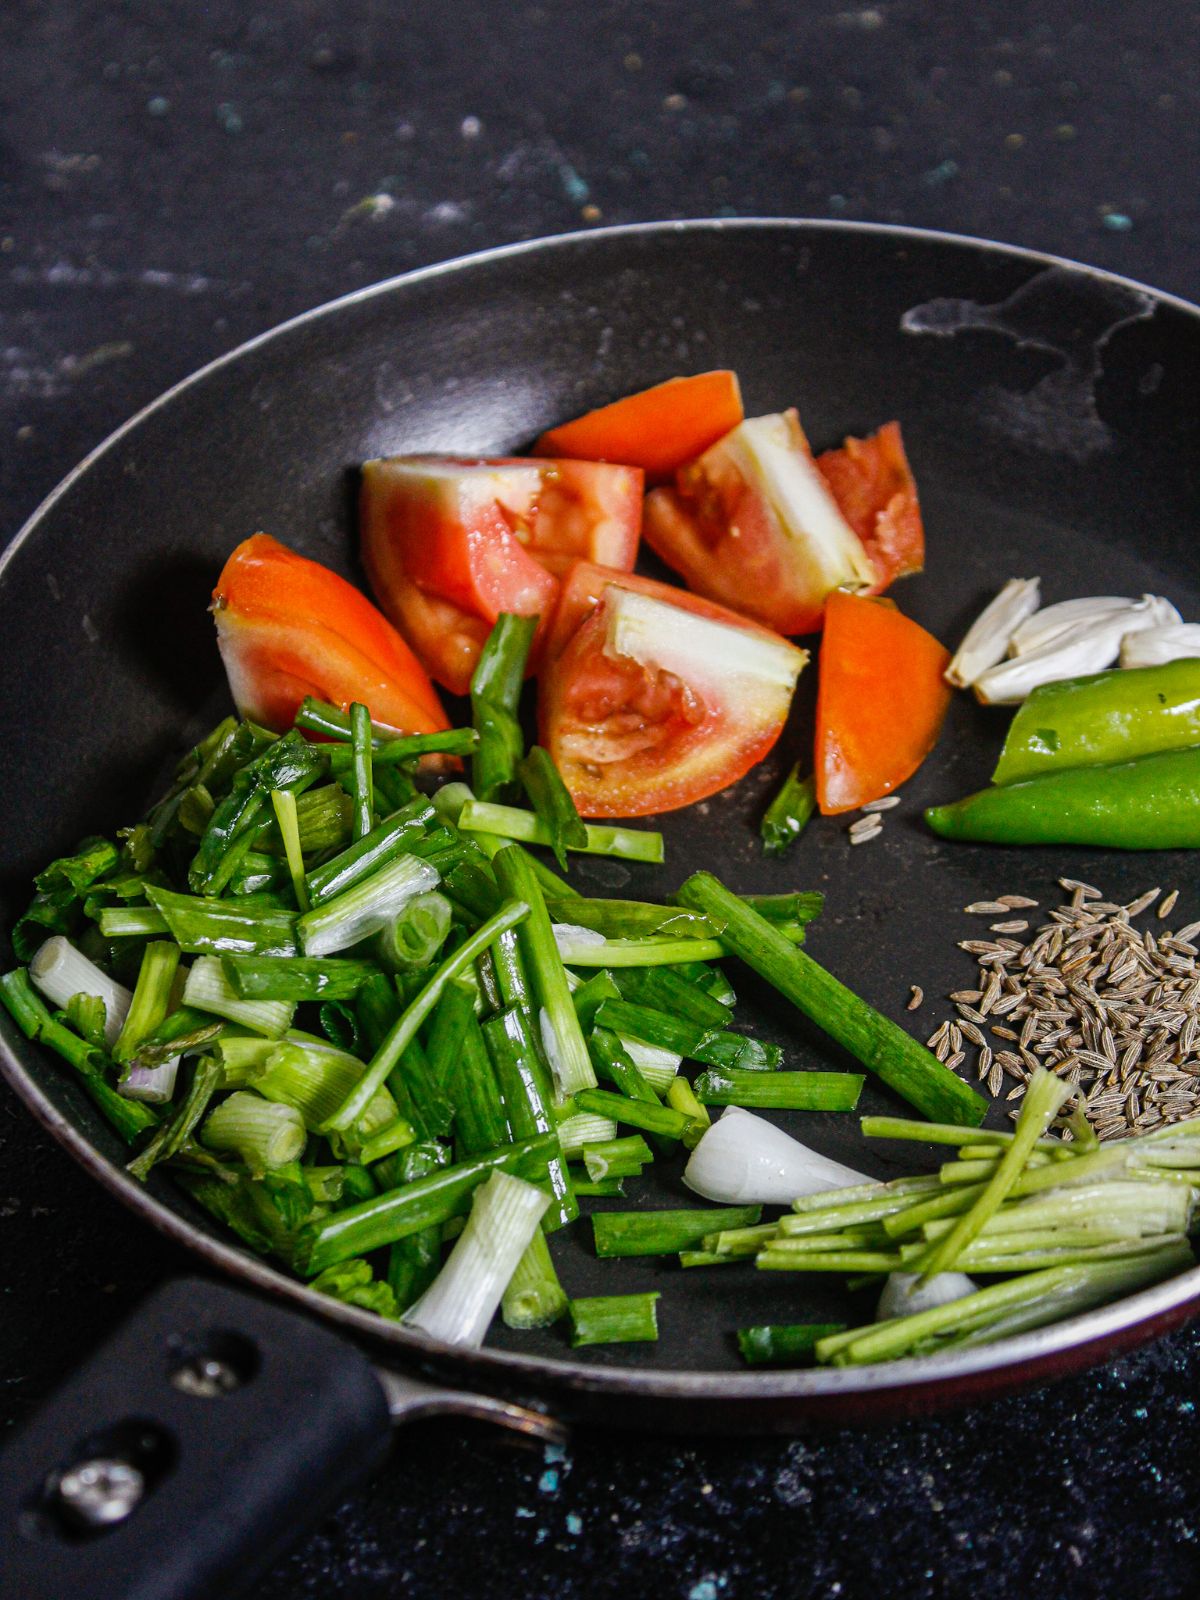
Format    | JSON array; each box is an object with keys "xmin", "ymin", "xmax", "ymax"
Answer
[{"xmin": 2, "ymin": 220, "xmax": 1199, "ymax": 1600}]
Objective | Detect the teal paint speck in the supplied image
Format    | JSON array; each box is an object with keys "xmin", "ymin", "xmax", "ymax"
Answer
[
  {"xmin": 538, "ymin": 1468, "xmax": 559, "ymax": 1494},
  {"xmin": 689, "ymin": 1582, "xmax": 719, "ymax": 1600},
  {"xmin": 1102, "ymin": 212, "xmax": 1133, "ymax": 231},
  {"xmin": 922, "ymin": 159, "xmax": 959, "ymax": 185},
  {"xmin": 559, "ymin": 164, "xmax": 590, "ymax": 203},
  {"xmin": 147, "ymin": 96, "xmax": 170, "ymax": 116},
  {"xmin": 566, "ymin": 1512, "xmax": 583, "ymax": 1535}
]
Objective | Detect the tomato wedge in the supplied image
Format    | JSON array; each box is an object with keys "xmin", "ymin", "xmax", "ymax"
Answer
[
  {"xmin": 212, "ymin": 533, "xmax": 449, "ymax": 737},
  {"xmin": 816, "ymin": 421, "xmax": 924, "ymax": 591},
  {"xmin": 532, "ymin": 371, "xmax": 744, "ymax": 484},
  {"xmin": 360, "ymin": 455, "xmax": 641, "ymax": 695},
  {"xmin": 540, "ymin": 562, "xmax": 808, "ymax": 818},
  {"xmin": 643, "ymin": 410, "xmax": 876, "ymax": 635},
  {"xmin": 815, "ymin": 590, "xmax": 951, "ymax": 814}
]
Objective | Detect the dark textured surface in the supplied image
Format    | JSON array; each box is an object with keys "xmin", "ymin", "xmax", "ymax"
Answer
[{"xmin": 3, "ymin": 3, "xmax": 1200, "ymax": 1596}]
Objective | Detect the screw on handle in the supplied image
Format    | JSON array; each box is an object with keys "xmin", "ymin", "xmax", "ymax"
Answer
[{"xmin": 0, "ymin": 1277, "xmax": 393, "ymax": 1600}]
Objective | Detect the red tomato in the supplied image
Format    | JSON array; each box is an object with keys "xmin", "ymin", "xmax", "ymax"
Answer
[
  {"xmin": 540, "ymin": 562, "xmax": 808, "ymax": 817},
  {"xmin": 815, "ymin": 590, "xmax": 951, "ymax": 814},
  {"xmin": 360, "ymin": 455, "xmax": 641, "ymax": 695},
  {"xmin": 213, "ymin": 533, "xmax": 449, "ymax": 737},
  {"xmin": 642, "ymin": 411, "xmax": 876, "ymax": 636},
  {"xmin": 815, "ymin": 421, "xmax": 924, "ymax": 591}
]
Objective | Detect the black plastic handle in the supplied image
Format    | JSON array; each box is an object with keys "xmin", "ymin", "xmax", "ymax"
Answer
[{"xmin": 0, "ymin": 1276, "xmax": 393, "ymax": 1600}]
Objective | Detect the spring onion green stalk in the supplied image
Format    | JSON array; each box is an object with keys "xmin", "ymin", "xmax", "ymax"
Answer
[
  {"xmin": 443, "ymin": 1013, "xmax": 511, "ymax": 1153},
  {"xmin": 128, "ymin": 1005, "xmax": 226, "ymax": 1069},
  {"xmin": 359, "ymin": 1117, "xmax": 417, "ymax": 1164},
  {"xmin": 757, "ymin": 1246, "xmax": 905, "ymax": 1273},
  {"xmin": 545, "ymin": 899, "xmax": 723, "ymax": 943},
  {"xmin": 491, "ymin": 846, "xmax": 595, "ymax": 1096},
  {"xmin": 304, "ymin": 798, "xmax": 435, "ymax": 905},
  {"xmin": 297, "ymin": 855, "xmax": 440, "ymax": 959},
  {"xmin": 145, "ymin": 884, "xmax": 299, "ymax": 957},
  {"xmin": 683, "ymin": 1106, "xmax": 868, "ymax": 1204},
  {"xmin": 209, "ymin": 1035, "xmax": 275, "ymax": 1086},
  {"xmin": 593, "ymin": 1206, "xmax": 763, "ymax": 1258},
  {"xmin": 113, "ymin": 940, "xmax": 181, "ymax": 1064},
  {"xmin": 619, "ymin": 1037, "xmax": 681, "ymax": 1093},
  {"xmin": 482, "ymin": 1005, "xmax": 576, "ymax": 1230},
  {"xmin": 285, "ymin": 783, "xmax": 354, "ymax": 852},
  {"xmin": 571, "ymin": 970, "xmax": 621, "ymax": 1031},
  {"xmin": 471, "ymin": 612, "xmax": 538, "ymax": 803},
  {"xmin": 98, "ymin": 906, "xmax": 170, "ymax": 938},
  {"xmin": 569, "ymin": 1174, "xmax": 626, "ymax": 1197},
  {"xmin": 28, "ymin": 936, "xmax": 131, "ymax": 1047},
  {"xmin": 501, "ymin": 1228, "xmax": 569, "ymax": 1329},
  {"xmin": 270, "ymin": 788, "xmax": 309, "ymax": 911},
  {"xmin": 384, "ymin": 1141, "xmax": 450, "ymax": 1310},
  {"xmin": 460, "ymin": 801, "xmax": 664, "ymax": 865},
  {"xmin": 918, "ymin": 1068, "xmax": 1074, "ymax": 1279},
  {"xmin": 375, "ymin": 891, "xmax": 453, "ymax": 973},
  {"xmin": 201, "ymin": 1090, "xmax": 306, "ymax": 1177},
  {"xmin": 554, "ymin": 932, "xmax": 728, "ymax": 967},
  {"xmin": 322, "ymin": 901, "xmax": 531, "ymax": 1134},
  {"xmin": 190, "ymin": 729, "xmax": 325, "ymax": 894},
  {"xmin": 349, "ymin": 702, "xmax": 374, "ymax": 842},
  {"xmin": 403, "ymin": 1170, "xmax": 550, "ymax": 1346},
  {"xmin": 126, "ymin": 1056, "xmax": 223, "ymax": 1181},
  {"xmin": 66, "ymin": 993, "xmax": 108, "ymax": 1050},
  {"xmin": 252, "ymin": 1038, "xmax": 386, "ymax": 1131},
  {"xmin": 574, "ymin": 1086, "xmax": 695, "ymax": 1141},
  {"xmin": 693, "ymin": 1067, "xmax": 864, "ymax": 1113},
  {"xmin": 675, "ymin": 873, "xmax": 988, "ymax": 1128},
  {"xmin": 587, "ymin": 1027, "xmax": 664, "ymax": 1113},
  {"xmin": 423, "ymin": 978, "xmax": 476, "ymax": 1089},
  {"xmin": 582, "ymin": 1135, "xmax": 652, "ymax": 1182},
  {"xmin": 308, "ymin": 1259, "xmax": 398, "ymax": 1319},
  {"xmin": 682, "ymin": 961, "xmax": 737, "ymax": 1007},
  {"xmin": 220, "ymin": 954, "xmax": 378, "ymax": 1002},
  {"xmin": 567, "ymin": 1292, "xmax": 660, "ymax": 1348},
  {"xmin": 701, "ymin": 1222, "xmax": 782, "ymax": 1257},
  {"xmin": 299, "ymin": 1132, "xmax": 554, "ymax": 1276},
  {"xmin": 388, "ymin": 1036, "xmax": 455, "ymax": 1141},
  {"xmin": 326, "ymin": 727, "xmax": 479, "ymax": 767},
  {"xmin": 666, "ymin": 1078, "xmax": 711, "ymax": 1148},
  {"xmin": 738, "ymin": 1323, "xmax": 847, "ymax": 1366},
  {"xmin": 556, "ymin": 1111, "xmax": 619, "ymax": 1157},
  {"xmin": 518, "ymin": 746, "xmax": 588, "ymax": 869},
  {"xmin": 760, "ymin": 766, "xmax": 817, "ymax": 856},
  {"xmin": 593, "ymin": 999, "xmax": 780, "ymax": 1072},
  {"xmin": 612, "ymin": 966, "xmax": 733, "ymax": 1029},
  {"xmin": 183, "ymin": 956, "xmax": 295, "ymax": 1037}
]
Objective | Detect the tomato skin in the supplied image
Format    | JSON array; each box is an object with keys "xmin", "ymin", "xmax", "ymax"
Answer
[
  {"xmin": 815, "ymin": 421, "xmax": 924, "ymax": 591},
  {"xmin": 642, "ymin": 411, "xmax": 876, "ymax": 636},
  {"xmin": 540, "ymin": 562, "xmax": 807, "ymax": 818},
  {"xmin": 532, "ymin": 371, "xmax": 745, "ymax": 484},
  {"xmin": 212, "ymin": 533, "xmax": 449, "ymax": 737},
  {"xmin": 814, "ymin": 590, "xmax": 951, "ymax": 815},
  {"xmin": 360, "ymin": 455, "xmax": 641, "ymax": 696}
]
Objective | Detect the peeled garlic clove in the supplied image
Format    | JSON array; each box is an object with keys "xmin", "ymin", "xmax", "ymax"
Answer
[
  {"xmin": 1009, "ymin": 595, "xmax": 1134, "ymax": 657},
  {"xmin": 976, "ymin": 596, "xmax": 1182, "ymax": 705},
  {"xmin": 945, "ymin": 577, "xmax": 1041, "ymax": 688},
  {"xmin": 1120, "ymin": 623, "xmax": 1200, "ymax": 668}
]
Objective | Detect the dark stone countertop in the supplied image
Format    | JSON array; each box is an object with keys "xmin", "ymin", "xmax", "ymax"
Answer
[{"xmin": 3, "ymin": 3, "xmax": 1200, "ymax": 1595}]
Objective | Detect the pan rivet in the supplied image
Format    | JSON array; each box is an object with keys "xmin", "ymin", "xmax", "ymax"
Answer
[
  {"xmin": 55, "ymin": 1457, "xmax": 144, "ymax": 1528},
  {"xmin": 170, "ymin": 1354, "xmax": 242, "ymax": 1397}
]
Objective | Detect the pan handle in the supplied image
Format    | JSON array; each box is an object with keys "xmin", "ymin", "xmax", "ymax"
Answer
[{"xmin": 0, "ymin": 1276, "xmax": 564, "ymax": 1600}]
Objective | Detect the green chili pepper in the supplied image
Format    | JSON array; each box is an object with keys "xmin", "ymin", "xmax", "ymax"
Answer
[
  {"xmin": 993, "ymin": 659, "xmax": 1200, "ymax": 786},
  {"xmin": 926, "ymin": 746, "xmax": 1200, "ymax": 849}
]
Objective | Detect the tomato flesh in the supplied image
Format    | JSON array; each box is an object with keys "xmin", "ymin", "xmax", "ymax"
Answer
[
  {"xmin": 815, "ymin": 421, "xmax": 924, "ymax": 591},
  {"xmin": 212, "ymin": 533, "xmax": 449, "ymax": 737},
  {"xmin": 540, "ymin": 563, "xmax": 808, "ymax": 817},
  {"xmin": 643, "ymin": 410, "xmax": 876, "ymax": 635},
  {"xmin": 360, "ymin": 455, "xmax": 641, "ymax": 695},
  {"xmin": 815, "ymin": 590, "xmax": 951, "ymax": 814}
]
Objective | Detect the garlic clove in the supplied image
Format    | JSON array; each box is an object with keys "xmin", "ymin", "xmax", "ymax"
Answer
[
  {"xmin": 975, "ymin": 595, "xmax": 1183, "ymax": 705},
  {"xmin": 1120, "ymin": 623, "xmax": 1200, "ymax": 669},
  {"xmin": 945, "ymin": 577, "xmax": 1041, "ymax": 688}
]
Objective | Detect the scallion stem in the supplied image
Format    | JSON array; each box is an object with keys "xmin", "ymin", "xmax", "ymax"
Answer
[
  {"xmin": 501, "ymin": 1229, "xmax": 568, "ymax": 1329},
  {"xmin": 567, "ymin": 1292, "xmax": 660, "ymax": 1347},
  {"xmin": 760, "ymin": 766, "xmax": 816, "ymax": 857},
  {"xmin": 201, "ymin": 1090, "xmax": 306, "ymax": 1177},
  {"xmin": 592, "ymin": 1205, "xmax": 762, "ymax": 1258},
  {"xmin": 460, "ymin": 801, "xmax": 664, "ymax": 864},
  {"xmin": 518, "ymin": 745, "xmax": 587, "ymax": 870},
  {"xmin": 270, "ymin": 788, "xmax": 310, "ymax": 911},
  {"xmin": 471, "ymin": 613, "xmax": 538, "ymax": 803},
  {"xmin": 694, "ymin": 1067, "xmax": 864, "ymax": 1112}
]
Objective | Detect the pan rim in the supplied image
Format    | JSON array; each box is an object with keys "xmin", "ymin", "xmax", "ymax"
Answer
[{"xmin": 4, "ymin": 215, "xmax": 1200, "ymax": 1401}]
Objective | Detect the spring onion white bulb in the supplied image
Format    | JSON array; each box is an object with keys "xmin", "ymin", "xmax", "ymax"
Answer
[
  {"xmin": 683, "ymin": 1106, "xmax": 868, "ymax": 1204},
  {"xmin": 620, "ymin": 1036, "xmax": 681, "ymax": 1093},
  {"xmin": 200, "ymin": 1090, "xmax": 307, "ymax": 1177},
  {"xmin": 876, "ymin": 1270, "xmax": 977, "ymax": 1321},
  {"xmin": 556, "ymin": 1111, "xmax": 618, "ymax": 1157},
  {"xmin": 945, "ymin": 577, "xmax": 1041, "ymax": 688},
  {"xmin": 552, "ymin": 923, "xmax": 608, "ymax": 958},
  {"xmin": 29, "ymin": 936, "xmax": 132, "ymax": 1047},
  {"xmin": 1120, "ymin": 623, "xmax": 1200, "ymax": 668},
  {"xmin": 404, "ymin": 1170, "xmax": 550, "ymax": 1347},
  {"xmin": 120, "ymin": 1058, "xmax": 181, "ymax": 1104},
  {"xmin": 183, "ymin": 956, "xmax": 295, "ymax": 1038}
]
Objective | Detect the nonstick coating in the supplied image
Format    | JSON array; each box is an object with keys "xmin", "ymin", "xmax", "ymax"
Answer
[{"xmin": 3, "ymin": 220, "xmax": 1199, "ymax": 1427}]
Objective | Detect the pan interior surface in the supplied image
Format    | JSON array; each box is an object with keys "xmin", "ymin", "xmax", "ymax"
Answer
[{"xmin": 2, "ymin": 221, "xmax": 1198, "ymax": 1390}]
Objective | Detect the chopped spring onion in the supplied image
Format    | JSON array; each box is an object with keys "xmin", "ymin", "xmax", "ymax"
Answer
[
  {"xmin": 760, "ymin": 765, "xmax": 816, "ymax": 857},
  {"xmin": 471, "ymin": 612, "xmax": 538, "ymax": 804},
  {"xmin": 666, "ymin": 1077, "xmax": 710, "ymax": 1148},
  {"xmin": 574, "ymin": 1087, "xmax": 694, "ymax": 1142},
  {"xmin": 675, "ymin": 873, "xmax": 988, "ymax": 1128},
  {"xmin": 594, "ymin": 998, "xmax": 780, "ymax": 1072},
  {"xmin": 481, "ymin": 1005, "xmax": 577, "ymax": 1231},
  {"xmin": 297, "ymin": 855, "xmax": 439, "ymax": 959},
  {"xmin": 303, "ymin": 798, "xmax": 434, "ymax": 905},
  {"xmin": 876, "ymin": 1270, "xmax": 977, "ymax": 1321},
  {"xmin": 501, "ymin": 1228, "xmax": 568, "ymax": 1329},
  {"xmin": 113, "ymin": 940, "xmax": 181, "ymax": 1065},
  {"xmin": 126, "ymin": 1055, "xmax": 222, "ymax": 1181},
  {"xmin": 460, "ymin": 800, "xmax": 664, "ymax": 864},
  {"xmin": 98, "ymin": 906, "xmax": 170, "ymax": 938},
  {"xmin": 556, "ymin": 1111, "xmax": 619, "ymax": 1158},
  {"xmin": 29, "ymin": 936, "xmax": 131, "ymax": 1047},
  {"xmin": 200, "ymin": 1090, "xmax": 306, "ymax": 1177},
  {"xmin": 145, "ymin": 883, "xmax": 299, "ymax": 958},
  {"xmin": 567, "ymin": 1291, "xmax": 660, "ymax": 1348},
  {"xmin": 582, "ymin": 1135, "xmax": 652, "ymax": 1182},
  {"xmin": 683, "ymin": 1106, "xmax": 868, "ymax": 1204},
  {"xmin": 619, "ymin": 1036, "xmax": 681, "ymax": 1093},
  {"xmin": 349, "ymin": 702, "xmax": 374, "ymax": 842},
  {"xmin": 402, "ymin": 1170, "xmax": 551, "ymax": 1347},
  {"xmin": 252, "ymin": 1038, "xmax": 382, "ymax": 1130},
  {"xmin": 183, "ymin": 956, "xmax": 295, "ymax": 1038},
  {"xmin": 270, "ymin": 788, "xmax": 309, "ymax": 911},
  {"xmin": 592, "ymin": 1205, "xmax": 762, "ymax": 1259},
  {"xmin": 693, "ymin": 1066, "xmax": 864, "ymax": 1112},
  {"xmin": 518, "ymin": 745, "xmax": 588, "ymax": 870},
  {"xmin": 375, "ymin": 891, "xmax": 453, "ymax": 973},
  {"xmin": 220, "ymin": 954, "xmax": 378, "ymax": 1003},
  {"xmin": 554, "ymin": 933, "xmax": 728, "ymax": 966},
  {"xmin": 737, "ymin": 1323, "xmax": 848, "ymax": 1367}
]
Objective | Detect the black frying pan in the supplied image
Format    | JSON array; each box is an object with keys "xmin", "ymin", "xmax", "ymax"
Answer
[{"xmin": 2, "ymin": 220, "xmax": 1199, "ymax": 1600}]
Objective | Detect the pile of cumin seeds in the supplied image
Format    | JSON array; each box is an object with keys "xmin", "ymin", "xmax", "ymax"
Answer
[{"xmin": 925, "ymin": 878, "xmax": 1200, "ymax": 1139}]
